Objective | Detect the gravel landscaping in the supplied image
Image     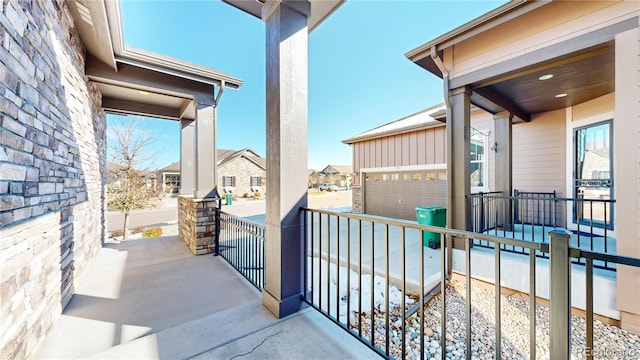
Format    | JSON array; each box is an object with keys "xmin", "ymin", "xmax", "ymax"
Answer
[{"xmin": 311, "ymin": 258, "xmax": 640, "ymax": 359}]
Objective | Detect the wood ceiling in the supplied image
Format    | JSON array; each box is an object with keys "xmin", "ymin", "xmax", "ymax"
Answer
[{"xmin": 474, "ymin": 43, "xmax": 614, "ymax": 117}]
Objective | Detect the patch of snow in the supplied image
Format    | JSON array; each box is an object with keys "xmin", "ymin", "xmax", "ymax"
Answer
[{"xmin": 307, "ymin": 257, "xmax": 414, "ymax": 325}]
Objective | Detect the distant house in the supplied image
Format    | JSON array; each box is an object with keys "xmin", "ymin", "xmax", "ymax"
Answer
[
  {"xmin": 158, "ymin": 148, "xmax": 266, "ymax": 196},
  {"xmin": 308, "ymin": 169, "xmax": 324, "ymax": 188},
  {"xmin": 319, "ymin": 165, "xmax": 353, "ymax": 188},
  {"xmin": 157, "ymin": 161, "xmax": 181, "ymax": 193},
  {"xmin": 108, "ymin": 161, "xmax": 157, "ymax": 189},
  {"xmin": 342, "ymin": 104, "xmax": 493, "ymax": 219}
]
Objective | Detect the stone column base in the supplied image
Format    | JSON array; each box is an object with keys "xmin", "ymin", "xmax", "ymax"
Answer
[{"xmin": 178, "ymin": 195, "xmax": 219, "ymax": 255}]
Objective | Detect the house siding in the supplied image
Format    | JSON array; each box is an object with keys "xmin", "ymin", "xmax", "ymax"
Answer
[
  {"xmin": 219, "ymin": 156, "xmax": 266, "ymax": 197},
  {"xmin": 0, "ymin": 1, "xmax": 106, "ymax": 358},
  {"xmin": 450, "ymin": 2, "xmax": 638, "ymax": 78},
  {"xmin": 512, "ymin": 109, "xmax": 566, "ymax": 195},
  {"xmin": 352, "ymin": 126, "xmax": 447, "ymax": 186}
]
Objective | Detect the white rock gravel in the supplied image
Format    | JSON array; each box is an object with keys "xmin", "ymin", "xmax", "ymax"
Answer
[{"xmin": 310, "ymin": 258, "xmax": 640, "ymax": 359}]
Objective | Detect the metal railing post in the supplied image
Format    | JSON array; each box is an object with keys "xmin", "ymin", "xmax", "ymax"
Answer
[{"xmin": 549, "ymin": 228, "xmax": 572, "ymax": 359}]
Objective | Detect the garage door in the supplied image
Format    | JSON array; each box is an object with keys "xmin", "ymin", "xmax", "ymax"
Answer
[{"xmin": 364, "ymin": 170, "xmax": 447, "ymax": 220}]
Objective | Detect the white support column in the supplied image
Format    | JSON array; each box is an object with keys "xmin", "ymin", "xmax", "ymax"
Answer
[
  {"xmin": 261, "ymin": 0, "xmax": 310, "ymax": 318},
  {"xmin": 179, "ymin": 119, "xmax": 195, "ymax": 196},
  {"xmin": 194, "ymin": 104, "xmax": 217, "ymax": 199},
  {"xmin": 494, "ymin": 111, "xmax": 513, "ymax": 231},
  {"xmin": 447, "ymin": 86, "xmax": 472, "ymax": 249}
]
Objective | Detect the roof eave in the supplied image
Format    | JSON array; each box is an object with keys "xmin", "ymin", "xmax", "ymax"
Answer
[
  {"xmin": 342, "ymin": 120, "xmax": 444, "ymax": 145},
  {"xmin": 405, "ymin": 1, "xmax": 547, "ymax": 71}
]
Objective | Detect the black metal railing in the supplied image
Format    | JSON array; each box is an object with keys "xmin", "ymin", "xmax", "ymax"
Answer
[
  {"xmin": 467, "ymin": 191, "xmax": 616, "ymax": 270},
  {"xmin": 469, "ymin": 191, "xmax": 503, "ymax": 232},
  {"xmin": 218, "ymin": 211, "xmax": 265, "ymax": 289},
  {"xmin": 301, "ymin": 208, "xmax": 639, "ymax": 360}
]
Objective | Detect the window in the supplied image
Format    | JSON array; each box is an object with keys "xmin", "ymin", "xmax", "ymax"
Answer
[
  {"xmin": 250, "ymin": 176, "xmax": 262, "ymax": 187},
  {"xmin": 403, "ymin": 173, "xmax": 411, "ymax": 181},
  {"xmin": 413, "ymin": 173, "xmax": 422, "ymax": 181},
  {"xmin": 222, "ymin": 176, "xmax": 236, "ymax": 187},
  {"xmin": 425, "ymin": 172, "xmax": 436, "ymax": 181},
  {"xmin": 470, "ymin": 128, "xmax": 487, "ymax": 188}
]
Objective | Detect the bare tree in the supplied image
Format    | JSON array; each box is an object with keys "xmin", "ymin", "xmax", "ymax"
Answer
[{"xmin": 107, "ymin": 118, "xmax": 158, "ymax": 240}]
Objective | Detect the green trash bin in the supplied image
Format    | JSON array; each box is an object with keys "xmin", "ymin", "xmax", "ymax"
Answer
[
  {"xmin": 225, "ymin": 194, "xmax": 232, "ymax": 205},
  {"xmin": 415, "ymin": 206, "xmax": 446, "ymax": 249}
]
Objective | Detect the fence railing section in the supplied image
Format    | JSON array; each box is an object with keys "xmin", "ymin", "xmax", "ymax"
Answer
[
  {"xmin": 218, "ymin": 211, "xmax": 265, "ymax": 289},
  {"xmin": 467, "ymin": 191, "xmax": 616, "ymax": 270},
  {"xmin": 301, "ymin": 208, "xmax": 639, "ymax": 360}
]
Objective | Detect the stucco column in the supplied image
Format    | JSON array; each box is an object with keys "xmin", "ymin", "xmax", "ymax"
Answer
[
  {"xmin": 261, "ymin": 0, "xmax": 310, "ymax": 318},
  {"xmin": 614, "ymin": 28, "xmax": 640, "ymax": 335},
  {"xmin": 494, "ymin": 112, "xmax": 513, "ymax": 231},
  {"xmin": 179, "ymin": 119, "xmax": 195, "ymax": 196},
  {"xmin": 447, "ymin": 86, "xmax": 471, "ymax": 249},
  {"xmin": 194, "ymin": 104, "xmax": 218, "ymax": 198}
]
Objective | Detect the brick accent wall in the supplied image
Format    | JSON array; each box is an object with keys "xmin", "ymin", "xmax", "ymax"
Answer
[
  {"xmin": 178, "ymin": 196, "xmax": 219, "ymax": 255},
  {"xmin": 219, "ymin": 156, "xmax": 266, "ymax": 197},
  {"xmin": 0, "ymin": 1, "xmax": 106, "ymax": 358}
]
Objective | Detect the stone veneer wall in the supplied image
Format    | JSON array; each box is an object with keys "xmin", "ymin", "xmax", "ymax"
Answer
[
  {"xmin": 219, "ymin": 156, "xmax": 266, "ymax": 197},
  {"xmin": 178, "ymin": 196, "xmax": 219, "ymax": 255},
  {"xmin": 352, "ymin": 186, "xmax": 363, "ymax": 214},
  {"xmin": 0, "ymin": 1, "xmax": 105, "ymax": 358}
]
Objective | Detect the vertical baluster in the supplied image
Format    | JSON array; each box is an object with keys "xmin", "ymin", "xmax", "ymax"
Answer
[
  {"xmin": 603, "ymin": 202, "xmax": 608, "ymax": 268},
  {"xmin": 370, "ymin": 221, "xmax": 375, "ymax": 346},
  {"xmin": 440, "ymin": 232, "xmax": 447, "ymax": 360},
  {"xmin": 327, "ymin": 214, "xmax": 331, "ymax": 317},
  {"xmin": 529, "ymin": 250, "xmax": 536, "ymax": 360},
  {"xmin": 384, "ymin": 224, "xmax": 390, "ymax": 357},
  {"xmin": 347, "ymin": 217, "xmax": 351, "ymax": 328},
  {"xmin": 336, "ymin": 215, "xmax": 341, "ymax": 322},
  {"xmin": 310, "ymin": 211, "xmax": 315, "ymax": 303},
  {"xmin": 495, "ymin": 243, "xmax": 502, "ymax": 358},
  {"xmin": 466, "ymin": 237, "xmax": 472, "ymax": 359},
  {"xmin": 586, "ymin": 257, "xmax": 594, "ymax": 360},
  {"xmin": 319, "ymin": 213, "xmax": 323, "ymax": 310},
  {"xmin": 419, "ymin": 226, "xmax": 425, "ymax": 360},
  {"xmin": 401, "ymin": 227, "xmax": 406, "ymax": 360},
  {"xmin": 358, "ymin": 219, "xmax": 363, "ymax": 338},
  {"xmin": 589, "ymin": 199, "xmax": 594, "ymax": 252}
]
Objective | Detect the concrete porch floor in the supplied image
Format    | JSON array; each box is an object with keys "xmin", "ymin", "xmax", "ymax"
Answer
[{"xmin": 33, "ymin": 235, "xmax": 379, "ymax": 359}]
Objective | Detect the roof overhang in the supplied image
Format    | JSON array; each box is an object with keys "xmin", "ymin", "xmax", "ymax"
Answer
[
  {"xmin": 222, "ymin": 0, "xmax": 344, "ymax": 33},
  {"xmin": 68, "ymin": 0, "xmax": 243, "ymax": 121},
  {"xmin": 405, "ymin": 1, "xmax": 630, "ymax": 123},
  {"xmin": 405, "ymin": 0, "xmax": 541, "ymax": 78}
]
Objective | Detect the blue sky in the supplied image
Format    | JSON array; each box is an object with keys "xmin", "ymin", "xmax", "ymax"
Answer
[{"xmin": 109, "ymin": 0, "xmax": 505, "ymax": 170}]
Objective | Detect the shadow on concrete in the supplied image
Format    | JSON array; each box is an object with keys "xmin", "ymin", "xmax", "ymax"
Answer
[{"xmin": 34, "ymin": 235, "xmax": 260, "ymax": 359}]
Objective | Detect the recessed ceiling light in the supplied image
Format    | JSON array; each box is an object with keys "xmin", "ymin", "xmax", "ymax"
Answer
[
  {"xmin": 555, "ymin": 93, "xmax": 567, "ymax": 98},
  {"xmin": 138, "ymin": 90, "xmax": 150, "ymax": 95},
  {"xmin": 538, "ymin": 74, "xmax": 554, "ymax": 81}
]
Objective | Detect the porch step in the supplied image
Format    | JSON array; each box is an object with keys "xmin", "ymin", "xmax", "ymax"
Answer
[{"xmin": 84, "ymin": 300, "xmax": 380, "ymax": 360}]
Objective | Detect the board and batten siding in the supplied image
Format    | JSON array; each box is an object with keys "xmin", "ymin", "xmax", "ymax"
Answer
[
  {"xmin": 512, "ymin": 109, "xmax": 567, "ymax": 195},
  {"xmin": 352, "ymin": 125, "xmax": 446, "ymax": 186}
]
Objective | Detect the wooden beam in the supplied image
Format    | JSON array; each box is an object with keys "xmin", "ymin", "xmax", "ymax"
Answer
[{"xmin": 474, "ymin": 87, "xmax": 530, "ymax": 122}]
